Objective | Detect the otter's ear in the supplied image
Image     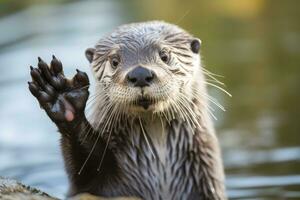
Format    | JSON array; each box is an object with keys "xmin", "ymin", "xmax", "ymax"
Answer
[
  {"xmin": 190, "ymin": 38, "xmax": 201, "ymax": 54},
  {"xmin": 85, "ymin": 48, "xmax": 95, "ymax": 63}
]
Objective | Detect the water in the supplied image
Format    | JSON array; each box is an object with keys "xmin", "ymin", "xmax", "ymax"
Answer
[{"xmin": 0, "ymin": 0, "xmax": 299, "ymax": 199}]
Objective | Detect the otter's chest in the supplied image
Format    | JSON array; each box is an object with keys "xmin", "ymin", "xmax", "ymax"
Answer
[{"xmin": 108, "ymin": 120, "xmax": 200, "ymax": 200}]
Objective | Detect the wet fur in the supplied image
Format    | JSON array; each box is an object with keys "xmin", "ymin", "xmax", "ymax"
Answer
[{"xmin": 29, "ymin": 21, "xmax": 227, "ymax": 200}]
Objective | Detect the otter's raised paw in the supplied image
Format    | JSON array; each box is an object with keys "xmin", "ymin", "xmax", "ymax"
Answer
[{"xmin": 28, "ymin": 56, "xmax": 89, "ymax": 123}]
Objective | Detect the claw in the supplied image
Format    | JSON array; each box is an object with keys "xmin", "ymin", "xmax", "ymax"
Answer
[
  {"xmin": 51, "ymin": 56, "xmax": 63, "ymax": 74},
  {"xmin": 74, "ymin": 69, "xmax": 89, "ymax": 87},
  {"xmin": 30, "ymin": 67, "xmax": 45, "ymax": 87},
  {"xmin": 38, "ymin": 57, "xmax": 45, "ymax": 65},
  {"xmin": 38, "ymin": 58, "xmax": 52, "ymax": 81}
]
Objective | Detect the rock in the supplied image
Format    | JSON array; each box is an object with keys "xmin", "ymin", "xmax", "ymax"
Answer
[
  {"xmin": 71, "ymin": 193, "xmax": 141, "ymax": 200},
  {"xmin": 0, "ymin": 177, "xmax": 141, "ymax": 200},
  {"xmin": 0, "ymin": 177, "xmax": 57, "ymax": 200}
]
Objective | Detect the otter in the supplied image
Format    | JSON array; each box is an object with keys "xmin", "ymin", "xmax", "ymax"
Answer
[{"xmin": 28, "ymin": 21, "xmax": 227, "ymax": 200}]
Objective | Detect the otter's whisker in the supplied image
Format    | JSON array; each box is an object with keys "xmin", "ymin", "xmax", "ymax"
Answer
[
  {"xmin": 75, "ymin": 103, "xmax": 105, "ymax": 144},
  {"xmin": 202, "ymin": 67, "xmax": 225, "ymax": 78},
  {"xmin": 78, "ymin": 129, "xmax": 100, "ymax": 175},
  {"xmin": 158, "ymin": 114, "xmax": 165, "ymax": 137},
  {"xmin": 78, "ymin": 100, "xmax": 114, "ymax": 174},
  {"xmin": 81, "ymin": 95, "xmax": 110, "ymax": 144},
  {"xmin": 206, "ymin": 79, "xmax": 225, "ymax": 86},
  {"xmin": 202, "ymin": 68, "xmax": 225, "ymax": 86},
  {"xmin": 176, "ymin": 94, "xmax": 201, "ymax": 129},
  {"xmin": 172, "ymin": 95, "xmax": 195, "ymax": 128},
  {"xmin": 205, "ymin": 106, "xmax": 218, "ymax": 120},
  {"xmin": 138, "ymin": 117, "xmax": 156, "ymax": 159},
  {"xmin": 161, "ymin": 110, "xmax": 171, "ymax": 125},
  {"xmin": 204, "ymin": 81, "xmax": 232, "ymax": 97},
  {"xmin": 192, "ymin": 89, "xmax": 226, "ymax": 112},
  {"xmin": 97, "ymin": 105, "xmax": 120, "ymax": 171}
]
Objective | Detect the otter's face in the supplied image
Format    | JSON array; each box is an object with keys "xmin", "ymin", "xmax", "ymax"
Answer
[{"xmin": 86, "ymin": 22, "xmax": 202, "ymax": 115}]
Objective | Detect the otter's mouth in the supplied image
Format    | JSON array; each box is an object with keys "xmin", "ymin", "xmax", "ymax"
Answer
[{"xmin": 136, "ymin": 97, "xmax": 153, "ymax": 110}]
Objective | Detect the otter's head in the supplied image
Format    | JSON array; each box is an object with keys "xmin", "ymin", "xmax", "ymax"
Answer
[{"xmin": 86, "ymin": 21, "xmax": 204, "ymax": 117}]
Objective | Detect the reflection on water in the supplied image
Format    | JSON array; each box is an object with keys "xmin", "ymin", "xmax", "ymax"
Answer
[{"xmin": 0, "ymin": 0, "xmax": 299, "ymax": 199}]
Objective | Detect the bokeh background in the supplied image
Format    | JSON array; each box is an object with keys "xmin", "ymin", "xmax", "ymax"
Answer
[{"xmin": 0, "ymin": 0, "xmax": 299, "ymax": 199}]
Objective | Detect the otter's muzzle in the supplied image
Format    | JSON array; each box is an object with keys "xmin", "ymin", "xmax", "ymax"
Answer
[{"xmin": 126, "ymin": 66, "xmax": 155, "ymax": 87}]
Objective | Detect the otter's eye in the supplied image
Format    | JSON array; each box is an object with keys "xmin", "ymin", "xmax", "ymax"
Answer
[
  {"xmin": 110, "ymin": 56, "xmax": 120, "ymax": 69},
  {"xmin": 159, "ymin": 50, "xmax": 170, "ymax": 63}
]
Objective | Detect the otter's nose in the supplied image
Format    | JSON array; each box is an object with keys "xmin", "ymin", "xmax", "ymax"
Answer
[{"xmin": 126, "ymin": 66, "xmax": 155, "ymax": 87}]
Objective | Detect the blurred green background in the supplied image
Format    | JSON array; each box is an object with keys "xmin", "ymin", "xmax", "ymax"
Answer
[{"xmin": 0, "ymin": 0, "xmax": 299, "ymax": 199}]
